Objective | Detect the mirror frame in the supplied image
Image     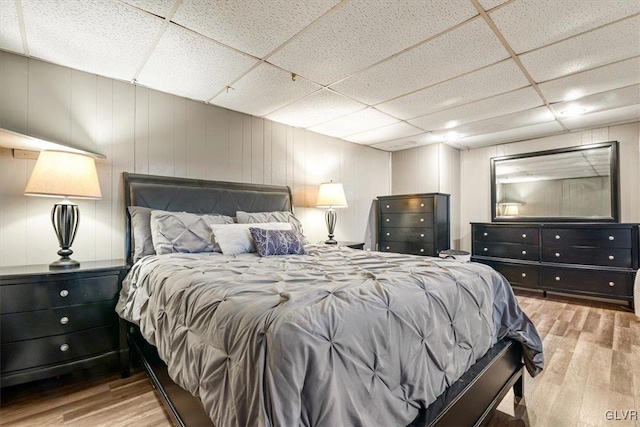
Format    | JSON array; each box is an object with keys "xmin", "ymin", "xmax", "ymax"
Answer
[{"xmin": 490, "ymin": 141, "xmax": 620, "ymax": 223}]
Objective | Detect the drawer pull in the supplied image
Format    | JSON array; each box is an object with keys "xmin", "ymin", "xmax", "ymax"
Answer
[
  {"xmin": 522, "ymin": 234, "xmax": 527, "ymax": 238},
  {"xmin": 420, "ymin": 249, "xmax": 424, "ymax": 253},
  {"xmin": 555, "ymin": 252, "xmax": 560, "ymax": 257},
  {"xmin": 386, "ymin": 205, "xmax": 390, "ymax": 208},
  {"xmin": 555, "ymin": 235, "xmax": 560, "ymax": 240},
  {"xmin": 521, "ymin": 273, "xmax": 526, "ymax": 278},
  {"xmin": 386, "ymin": 219, "xmax": 389, "ymax": 222},
  {"xmin": 609, "ymin": 281, "xmax": 615, "ymax": 287},
  {"xmin": 609, "ymin": 235, "xmax": 614, "ymax": 241},
  {"xmin": 608, "ymin": 255, "xmax": 614, "ymax": 260},
  {"xmin": 483, "ymin": 232, "xmax": 488, "ymax": 237},
  {"xmin": 555, "ymin": 276, "xmax": 560, "ymax": 281},
  {"xmin": 60, "ymin": 344, "xmax": 69, "ymax": 352},
  {"xmin": 386, "ymin": 246, "xmax": 390, "ymax": 250},
  {"xmin": 420, "ymin": 218, "xmax": 424, "ymax": 222},
  {"xmin": 521, "ymin": 250, "xmax": 527, "ymax": 255},
  {"xmin": 60, "ymin": 317, "xmax": 69, "ymax": 325},
  {"xmin": 59, "ymin": 289, "xmax": 69, "ymax": 298},
  {"xmin": 420, "ymin": 203, "xmax": 424, "ymax": 207},
  {"xmin": 420, "ymin": 233, "xmax": 424, "ymax": 237},
  {"xmin": 386, "ymin": 232, "xmax": 390, "ymax": 236},
  {"xmin": 483, "ymin": 247, "xmax": 488, "ymax": 252}
]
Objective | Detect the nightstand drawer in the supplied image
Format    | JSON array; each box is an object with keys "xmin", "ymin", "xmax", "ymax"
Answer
[
  {"xmin": 1, "ymin": 299, "xmax": 118, "ymax": 342},
  {"xmin": 0, "ymin": 274, "xmax": 119, "ymax": 314},
  {"xmin": 1, "ymin": 324, "xmax": 119, "ymax": 373},
  {"xmin": 380, "ymin": 227, "xmax": 434, "ymax": 243},
  {"xmin": 379, "ymin": 241, "xmax": 434, "ymax": 256}
]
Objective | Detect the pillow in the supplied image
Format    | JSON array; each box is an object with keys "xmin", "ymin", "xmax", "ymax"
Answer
[
  {"xmin": 249, "ymin": 228, "xmax": 306, "ymax": 256},
  {"xmin": 236, "ymin": 211, "xmax": 307, "ymax": 242},
  {"xmin": 210, "ymin": 223, "xmax": 292, "ymax": 256},
  {"xmin": 128, "ymin": 206, "xmax": 155, "ymax": 262},
  {"xmin": 150, "ymin": 211, "xmax": 234, "ymax": 255}
]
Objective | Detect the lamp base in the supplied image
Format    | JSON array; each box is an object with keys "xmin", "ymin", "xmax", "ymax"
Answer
[
  {"xmin": 50, "ymin": 199, "xmax": 81, "ymax": 271},
  {"xmin": 324, "ymin": 239, "xmax": 338, "ymax": 245},
  {"xmin": 50, "ymin": 257, "xmax": 80, "ymax": 270}
]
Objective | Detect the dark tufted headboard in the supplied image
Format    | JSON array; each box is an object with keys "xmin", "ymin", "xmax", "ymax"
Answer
[{"xmin": 123, "ymin": 172, "xmax": 293, "ymax": 266}]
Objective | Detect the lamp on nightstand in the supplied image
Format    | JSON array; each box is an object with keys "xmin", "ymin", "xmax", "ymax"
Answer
[
  {"xmin": 316, "ymin": 181, "xmax": 348, "ymax": 244},
  {"xmin": 24, "ymin": 150, "xmax": 102, "ymax": 269}
]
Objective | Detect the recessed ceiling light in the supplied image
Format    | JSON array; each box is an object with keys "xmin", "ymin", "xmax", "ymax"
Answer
[
  {"xmin": 441, "ymin": 132, "xmax": 461, "ymax": 141},
  {"xmin": 444, "ymin": 120, "xmax": 459, "ymax": 129},
  {"xmin": 563, "ymin": 89, "xmax": 584, "ymax": 102},
  {"xmin": 559, "ymin": 107, "xmax": 586, "ymax": 117}
]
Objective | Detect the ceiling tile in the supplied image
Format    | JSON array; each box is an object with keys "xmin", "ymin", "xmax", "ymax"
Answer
[
  {"xmin": 490, "ymin": 0, "xmax": 640, "ymax": 54},
  {"xmin": 330, "ymin": 18, "xmax": 509, "ymax": 105},
  {"xmin": 307, "ymin": 107, "xmax": 399, "ymax": 138},
  {"xmin": 449, "ymin": 106, "xmax": 556, "ymax": 137},
  {"xmin": 538, "ymin": 57, "xmax": 640, "ymax": 103},
  {"xmin": 211, "ymin": 63, "xmax": 321, "ymax": 117},
  {"xmin": 120, "ymin": 0, "xmax": 175, "ymax": 18},
  {"xmin": 0, "ymin": 0, "xmax": 23, "ymax": 54},
  {"xmin": 370, "ymin": 133, "xmax": 438, "ymax": 151},
  {"xmin": 519, "ymin": 15, "xmax": 640, "ymax": 82},
  {"xmin": 265, "ymin": 89, "xmax": 365, "ymax": 128},
  {"xmin": 22, "ymin": 0, "xmax": 163, "ymax": 81},
  {"xmin": 138, "ymin": 24, "xmax": 258, "ymax": 101},
  {"xmin": 478, "ymin": 0, "xmax": 510, "ymax": 11},
  {"xmin": 376, "ymin": 60, "xmax": 529, "ymax": 120},
  {"xmin": 551, "ymin": 85, "xmax": 640, "ymax": 117},
  {"xmin": 561, "ymin": 104, "xmax": 640, "ymax": 130},
  {"xmin": 268, "ymin": 0, "xmax": 478, "ymax": 85},
  {"xmin": 409, "ymin": 87, "xmax": 543, "ymax": 131},
  {"xmin": 343, "ymin": 122, "xmax": 423, "ymax": 145},
  {"xmin": 173, "ymin": 0, "xmax": 339, "ymax": 58},
  {"xmin": 454, "ymin": 121, "xmax": 565, "ymax": 148}
]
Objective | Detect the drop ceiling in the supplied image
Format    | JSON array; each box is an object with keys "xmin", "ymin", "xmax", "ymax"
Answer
[{"xmin": 0, "ymin": 0, "xmax": 638, "ymax": 151}]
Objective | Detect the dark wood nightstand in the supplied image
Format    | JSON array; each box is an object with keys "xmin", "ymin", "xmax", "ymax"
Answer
[
  {"xmin": 0, "ymin": 260, "xmax": 129, "ymax": 388},
  {"xmin": 336, "ymin": 241, "xmax": 365, "ymax": 250}
]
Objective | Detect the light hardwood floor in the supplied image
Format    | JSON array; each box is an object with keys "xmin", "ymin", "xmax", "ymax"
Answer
[{"xmin": 1, "ymin": 291, "xmax": 638, "ymax": 427}]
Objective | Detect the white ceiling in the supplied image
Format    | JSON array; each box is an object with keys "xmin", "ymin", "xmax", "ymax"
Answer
[{"xmin": 0, "ymin": 0, "xmax": 638, "ymax": 152}]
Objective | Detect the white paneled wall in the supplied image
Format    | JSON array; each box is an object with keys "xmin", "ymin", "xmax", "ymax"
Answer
[
  {"xmin": 391, "ymin": 143, "xmax": 461, "ymax": 249},
  {"xmin": 0, "ymin": 52, "xmax": 390, "ymax": 267},
  {"xmin": 459, "ymin": 122, "xmax": 640, "ymax": 252}
]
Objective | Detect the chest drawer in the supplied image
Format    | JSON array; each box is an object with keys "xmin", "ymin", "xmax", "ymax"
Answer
[
  {"xmin": 474, "ymin": 242, "xmax": 539, "ymax": 261},
  {"xmin": 380, "ymin": 227, "xmax": 434, "ymax": 243},
  {"xmin": 379, "ymin": 198, "xmax": 433, "ymax": 213},
  {"xmin": 379, "ymin": 241, "xmax": 435, "ymax": 256},
  {"xmin": 473, "ymin": 226, "xmax": 538, "ymax": 245},
  {"xmin": 380, "ymin": 213, "xmax": 433, "ymax": 228},
  {"xmin": 541, "ymin": 267, "xmax": 633, "ymax": 298},
  {"xmin": 1, "ymin": 299, "xmax": 118, "ymax": 342},
  {"xmin": 480, "ymin": 261, "xmax": 539, "ymax": 289},
  {"xmin": 1, "ymin": 324, "xmax": 119, "ymax": 373},
  {"xmin": 0, "ymin": 274, "xmax": 119, "ymax": 314},
  {"xmin": 542, "ymin": 228, "xmax": 632, "ymax": 248},
  {"xmin": 542, "ymin": 246, "xmax": 632, "ymax": 268}
]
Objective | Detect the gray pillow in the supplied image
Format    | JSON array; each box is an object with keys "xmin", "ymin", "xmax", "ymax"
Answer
[
  {"xmin": 128, "ymin": 206, "xmax": 155, "ymax": 263},
  {"xmin": 150, "ymin": 211, "xmax": 234, "ymax": 255},
  {"xmin": 236, "ymin": 211, "xmax": 307, "ymax": 242}
]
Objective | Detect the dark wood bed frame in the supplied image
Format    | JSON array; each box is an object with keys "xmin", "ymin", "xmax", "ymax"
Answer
[{"xmin": 122, "ymin": 172, "xmax": 525, "ymax": 427}]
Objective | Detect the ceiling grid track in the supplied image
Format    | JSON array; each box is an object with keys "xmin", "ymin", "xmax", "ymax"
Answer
[{"xmin": 14, "ymin": 0, "xmax": 29, "ymax": 56}]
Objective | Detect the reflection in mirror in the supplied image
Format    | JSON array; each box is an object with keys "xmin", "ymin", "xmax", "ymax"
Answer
[{"xmin": 491, "ymin": 142, "xmax": 618, "ymax": 222}]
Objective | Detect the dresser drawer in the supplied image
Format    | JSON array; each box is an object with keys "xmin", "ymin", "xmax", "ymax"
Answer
[
  {"xmin": 474, "ymin": 242, "xmax": 539, "ymax": 261},
  {"xmin": 0, "ymin": 275, "xmax": 119, "ymax": 314},
  {"xmin": 380, "ymin": 213, "xmax": 433, "ymax": 228},
  {"xmin": 379, "ymin": 197, "xmax": 433, "ymax": 213},
  {"xmin": 473, "ymin": 226, "xmax": 538, "ymax": 245},
  {"xmin": 379, "ymin": 241, "xmax": 435, "ymax": 256},
  {"xmin": 0, "ymin": 324, "xmax": 119, "ymax": 373},
  {"xmin": 481, "ymin": 261, "xmax": 539, "ymax": 289},
  {"xmin": 541, "ymin": 267, "xmax": 633, "ymax": 298},
  {"xmin": 1, "ymin": 299, "xmax": 118, "ymax": 343},
  {"xmin": 542, "ymin": 246, "xmax": 632, "ymax": 268},
  {"xmin": 380, "ymin": 227, "xmax": 434, "ymax": 243},
  {"xmin": 542, "ymin": 228, "xmax": 632, "ymax": 248}
]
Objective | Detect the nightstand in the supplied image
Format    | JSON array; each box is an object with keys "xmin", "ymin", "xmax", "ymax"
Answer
[
  {"xmin": 0, "ymin": 260, "xmax": 129, "ymax": 388},
  {"xmin": 336, "ymin": 241, "xmax": 365, "ymax": 250}
]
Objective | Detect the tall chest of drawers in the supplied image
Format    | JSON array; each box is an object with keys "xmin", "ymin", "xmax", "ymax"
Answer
[
  {"xmin": 471, "ymin": 223, "xmax": 638, "ymax": 306},
  {"xmin": 0, "ymin": 260, "xmax": 129, "ymax": 387},
  {"xmin": 378, "ymin": 193, "xmax": 450, "ymax": 256}
]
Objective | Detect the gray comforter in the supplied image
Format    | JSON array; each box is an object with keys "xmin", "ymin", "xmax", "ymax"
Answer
[{"xmin": 116, "ymin": 245, "xmax": 543, "ymax": 427}]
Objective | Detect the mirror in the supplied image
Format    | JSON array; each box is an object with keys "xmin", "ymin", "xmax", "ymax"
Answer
[{"xmin": 491, "ymin": 142, "xmax": 619, "ymax": 222}]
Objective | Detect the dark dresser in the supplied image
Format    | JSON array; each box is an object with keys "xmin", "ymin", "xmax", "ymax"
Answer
[
  {"xmin": 378, "ymin": 193, "xmax": 450, "ymax": 256},
  {"xmin": 0, "ymin": 260, "xmax": 129, "ymax": 387},
  {"xmin": 471, "ymin": 223, "xmax": 638, "ymax": 307}
]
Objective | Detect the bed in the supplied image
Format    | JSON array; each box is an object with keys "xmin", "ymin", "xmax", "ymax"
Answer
[{"xmin": 117, "ymin": 172, "xmax": 543, "ymax": 427}]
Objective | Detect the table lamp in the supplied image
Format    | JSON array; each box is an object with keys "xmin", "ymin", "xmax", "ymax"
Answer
[
  {"xmin": 316, "ymin": 181, "xmax": 347, "ymax": 244},
  {"xmin": 24, "ymin": 150, "xmax": 102, "ymax": 269}
]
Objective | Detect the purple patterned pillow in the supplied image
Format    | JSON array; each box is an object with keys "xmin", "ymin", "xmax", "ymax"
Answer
[{"xmin": 249, "ymin": 228, "xmax": 306, "ymax": 256}]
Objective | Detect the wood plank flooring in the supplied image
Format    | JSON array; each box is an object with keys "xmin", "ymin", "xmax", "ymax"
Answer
[{"xmin": 1, "ymin": 291, "xmax": 638, "ymax": 426}]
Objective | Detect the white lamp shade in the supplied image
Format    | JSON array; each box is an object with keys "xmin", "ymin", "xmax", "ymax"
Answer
[
  {"xmin": 25, "ymin": 151, "xmax": 102, "ymax": 199},
  {"xmin": 504, "ymin": 205, "xmax": 520, "ymax": 216},
  {"xmin": 316, "ymin": 182, "xmax": 347, "ymax": 208}
]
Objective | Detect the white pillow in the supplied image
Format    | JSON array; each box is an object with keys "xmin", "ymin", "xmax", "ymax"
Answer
[{"xmin": 210, "ymin": 223, "xmax": 292, "ymax": 255}]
